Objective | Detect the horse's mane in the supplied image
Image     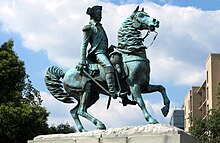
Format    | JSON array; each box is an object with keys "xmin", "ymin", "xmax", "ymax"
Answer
[{"xmin": 117, "ymin": 14, "xmax": 145, "ymax": 52}]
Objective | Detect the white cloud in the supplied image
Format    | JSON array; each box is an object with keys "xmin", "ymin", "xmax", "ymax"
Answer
[
  {"xmin": 140, "ymin": 4, "xmax": 220, "ymax": 85},
  {"xmin": 40, "ymin": 91, "xmax": 75, "ymax": 125},
  {"xmin": 1, "ymin": 0, "xmax": 220, "ymax": 131},
  {"xmin": 1, "ymin": 1, "xmax": 219, "ymax": 85},
  {"xmin": 1, "ymin": 0, "xmax": 98, "ymax": 67},
  {"xmin": 149, "ymin": 53, "xmax": 205, "ymax": 85}
]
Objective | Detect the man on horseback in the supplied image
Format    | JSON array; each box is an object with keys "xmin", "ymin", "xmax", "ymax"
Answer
[
  {"xmin": 45, "ymin": 6, "xmax": 170, "ymax": 132},
  {"xmin": 79, "ymin": 5, "xmax": 135, "ymax": 105}
]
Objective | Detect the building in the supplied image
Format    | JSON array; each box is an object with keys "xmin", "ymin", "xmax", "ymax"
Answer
[
  {"xmin": 170, "ymin": 109, "xmax": 184, "ymax": 130},
  {"xmin": 183, "ymin": 53, "xmax": 220, "ymax": 131},
  {"xmin": 184, "ymin": 86, "xmax": 202, "ymax": 131}
]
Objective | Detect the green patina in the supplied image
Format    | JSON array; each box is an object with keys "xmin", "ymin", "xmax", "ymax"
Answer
[{"xmin": 44, "ymin": 5, "xmax": 170, "ymax": 132}]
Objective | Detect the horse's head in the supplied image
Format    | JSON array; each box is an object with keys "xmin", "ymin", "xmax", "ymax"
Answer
[{"xmin": 131, "ymin": 6, "xmax": 159, "ymax": 31}]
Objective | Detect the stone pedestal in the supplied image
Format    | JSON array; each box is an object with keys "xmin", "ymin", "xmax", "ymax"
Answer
[{"xmin": 28, "ymin": 124, "xmax": 199, "ymax": 143}]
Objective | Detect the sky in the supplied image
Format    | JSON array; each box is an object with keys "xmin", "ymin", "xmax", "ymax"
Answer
[{"xmin": 0, "ymin": 0, "xmax": 220, "ymax": 131}]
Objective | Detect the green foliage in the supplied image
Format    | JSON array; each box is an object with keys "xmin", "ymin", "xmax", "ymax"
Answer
[
  {"xmin": 190, "ymin": 111, "xmax": 220, "ymax": 143},
  {"xmin": 22, "ymin": 75, "xmax": 43, "ymax": 106},
  {"xmin": 0, "ymin": 39, "xmax": 26, "ymax": 104},
  {"xmin": 190, "ymin": 118, "xmax": 208, "ymax": 142},
  {"xmin": 190, "ymin": 82, "xmax": 220, "ymax": 143},
  {"xmin": 49, "ymin": 123, "xmax": 77, "ymax": 134},
  {"xmin": 218, "ymin": 82, "xmax": 220, "ymax": 105},
  {"xmin": 0, "ymin": 102, "xmax": 49, "ymax": 143},
  {"xmin": 0, "ymin": 39, "xmax": 50, "ymax": 143},
  {"xmin": 206, "ymin": 109, "xmax": 220, "ymax": 142},
  {"xmin": 0, "ymin": 39, "xmax": 77, "ymax": 143}
]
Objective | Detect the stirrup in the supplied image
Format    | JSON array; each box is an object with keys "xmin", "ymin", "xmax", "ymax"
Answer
[
  {"xmin": 110, "ymin": 91, "xmax": 127, "ymax": 99},
  {"xmin": 116, "ymin": 91, "xmax": 128, "ymax": 98}
]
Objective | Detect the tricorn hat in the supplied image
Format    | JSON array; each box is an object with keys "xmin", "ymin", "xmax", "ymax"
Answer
[{"xmin": 86, "ymin": 5, "xmax": 102, "ymax": 16}]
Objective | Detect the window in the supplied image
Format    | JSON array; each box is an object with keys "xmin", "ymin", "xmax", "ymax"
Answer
[
  {"xmin": 206, "ymin": 104, "xmax": 209, "ymax": 114},
  {"xmin": 206, "ymin": 87, "xmax": 209, "ymax": 100},
  {"xmin": 190, "ymin": 96, "xmax": 192, "ymax": 111},
  {"xmin": 206, "ymin": 71, "xmax": 208, "ymax": 83}
]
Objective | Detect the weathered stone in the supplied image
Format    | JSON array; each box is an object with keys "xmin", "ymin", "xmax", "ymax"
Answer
[
  {"xmin": 28, "ymin": 124, "xmax": 199, "ymax": 143},
  {"xmin": 101, "ymin": 137, "xmax": 127, "ymax": 143}
]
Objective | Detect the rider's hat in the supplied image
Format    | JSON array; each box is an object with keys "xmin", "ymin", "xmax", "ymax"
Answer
[{"xmin": 86, "ymin": 5, "xmax": 102, "ymax": 16}]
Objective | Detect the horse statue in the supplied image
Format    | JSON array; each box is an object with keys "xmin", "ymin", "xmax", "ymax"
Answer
[{"xmin": 44, "ymin": 6, "xmax": 170, "ymax": 132}]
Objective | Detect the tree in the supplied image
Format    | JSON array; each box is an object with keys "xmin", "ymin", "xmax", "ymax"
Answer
[
  {"xmin": 0, "ymin": 102, "xmax": 50, "ymax": 143},
  {"xmin": 190, "ymin": 82, "xmax": 220, "ymax": 143},
  {"xmin": 49, "ymin": 123, "xmax": 77, "ymax": 134},
  {"xmin": 22, "ymin": 75, "xmax": 43, "ymax": 106},
  {"xmin": 0, "ymin": 39, "xmax": 50, "ymax": 143},
  {"xmin": 0, "ymin": 39, "xmax": 25, "ymax": 104},
  {"xmin": 190, "ymin": 118, "xmax": 208, "ymax": 142}
]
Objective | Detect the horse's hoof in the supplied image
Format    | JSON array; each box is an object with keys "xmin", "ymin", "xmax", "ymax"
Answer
[
  {"xmin": 164, "ymin": 99, "xmax": 170, "ymax": 107},
  {"xmin": 161, "ymin": 104, "xmax": 170, "ymax": 117},
  {"xmin": 148, "ymin": 118, "xmax": 158, "ymax": 124},
  {"xmin": 79, "ymin": 128, "xmax": 88, "ymax": 132},
  {"xmin": 97, "ymin": 124, "xmax": 106, "ymax": 130}
]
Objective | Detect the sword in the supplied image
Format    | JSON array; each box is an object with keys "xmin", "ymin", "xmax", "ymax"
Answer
[
  {"xmin": 80, "ymin": 69, "xmax": 113, "ymax": 109},
  {"xmin": 81, "ymin": 69, "xmax": 111, "ymax": 96},
  {"xmin": 106, "ymin": 71, "xmax": 122, "ymax": 110}
]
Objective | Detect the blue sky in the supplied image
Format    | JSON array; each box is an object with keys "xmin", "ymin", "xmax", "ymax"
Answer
[{"xmin": 0, "ymin": 0, "xmax": 220, "ymax": 131}]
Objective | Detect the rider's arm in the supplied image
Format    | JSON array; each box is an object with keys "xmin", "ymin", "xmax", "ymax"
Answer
[{"xmin": 80, "ymin": 25, "xmax": 92, "ymax": 65}]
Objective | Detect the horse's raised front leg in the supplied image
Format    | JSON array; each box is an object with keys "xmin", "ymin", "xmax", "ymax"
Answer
[
  {"xmin": 77, "ymin": 83, "xmax": 106, "ymax": 131},
  {"xmin": 130, "ymin": 84, "xmax": 158, "ymax": 124},
  {"xmin": 143, "ymin": 84, "xmax": 170, "ymax": 117}
]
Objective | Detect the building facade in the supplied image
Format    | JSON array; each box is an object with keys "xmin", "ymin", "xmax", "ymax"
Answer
[
  {"xmin": 170, "ymin": 109, "xmax": 184, "ymax": 130},
  {"xmin": 183, "ymin": 53, "xmax": 220, "ymax": 131}
]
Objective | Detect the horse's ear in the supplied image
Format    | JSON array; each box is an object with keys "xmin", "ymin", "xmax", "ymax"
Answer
[
  {"xmin": 134, "ymin": 6, "xmax": 139, "ymax": 13},
  {"xmin": 141, "ymin": 8, "xmax": 144, "ymax": 12}
]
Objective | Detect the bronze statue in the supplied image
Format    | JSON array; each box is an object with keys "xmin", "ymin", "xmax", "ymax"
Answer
[
  {"xmin": 45, "ymin": 6, "xmax": 170, "ymax": 132},
  {"xmin": 79, "ymin": 5, "xmax": 126, "ymax": 98}
]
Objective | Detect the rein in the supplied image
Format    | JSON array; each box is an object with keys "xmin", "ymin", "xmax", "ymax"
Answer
[
  {"xmin": 142, "ymin": 30, "xmax": 158, "ymax": 49},
  {"xmin": 132, "ymin": 14, "xmax": 158, "ymax": 49}
]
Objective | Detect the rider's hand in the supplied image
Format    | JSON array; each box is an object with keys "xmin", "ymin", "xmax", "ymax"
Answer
[
  {"xmin": 76, "ymin": 60, "xmax": 87, "ymax": 71},
  {"xmin": 79, "ymin": 60, "xmax": 86, "ymax": 65}
]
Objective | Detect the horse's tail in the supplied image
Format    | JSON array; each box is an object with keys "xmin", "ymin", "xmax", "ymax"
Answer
[{"xmin": 44, "ymin": 66, "xmax": 74, "ymax": 103}]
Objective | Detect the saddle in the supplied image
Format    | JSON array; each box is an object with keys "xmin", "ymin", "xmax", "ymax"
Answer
[
  {"xmin": 78, "ymin": 46, "xmax": 136, "ymax": 106},
  {"xmin": 86, "ymin": 49, "xmax": 127, "ymax": 80}
]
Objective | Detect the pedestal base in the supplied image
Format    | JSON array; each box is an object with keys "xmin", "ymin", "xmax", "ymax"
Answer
[{"xmin": 28, "ymin": 124, "xmax": 199, "ymax": 143}]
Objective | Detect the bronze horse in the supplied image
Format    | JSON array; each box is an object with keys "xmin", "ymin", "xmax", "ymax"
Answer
[{"xmin": 44, "ymin": 6, "xmax": 170, "ymax": 132}]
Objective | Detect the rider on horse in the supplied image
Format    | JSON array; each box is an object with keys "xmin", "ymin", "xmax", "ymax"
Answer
[
  {"xmin": 45, "ymin": 6, "xmax": 169, "ymax": 132},
  {"xmin": 79, "ymin": 5, "xmax": 135, "ymax": 105}
]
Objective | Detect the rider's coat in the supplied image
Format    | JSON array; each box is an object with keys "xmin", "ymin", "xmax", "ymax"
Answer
[{"xmin": 81, "ymin": 19, "xmax": 108, "ymax": 63}]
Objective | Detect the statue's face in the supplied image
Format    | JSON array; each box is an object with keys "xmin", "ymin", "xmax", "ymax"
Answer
[
  {"xmin": 133, "ymin": 11, "xmax": 159, "ymax": 31},
  {"xmin": 92, "ymin": 9, "xmax": 102, "ymax": 22}
]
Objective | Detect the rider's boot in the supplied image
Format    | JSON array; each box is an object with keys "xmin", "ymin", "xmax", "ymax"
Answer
[
  {"xmin": 105, "ymin": 67, "xmax": 137, "ymax": 105},
  {"xmin": 120, "ymin": 95, "xmax": 137, "ymax": 106},
  {"xmin": 105, "ymin": 66, "xmax": 126, "ymax": 98}
]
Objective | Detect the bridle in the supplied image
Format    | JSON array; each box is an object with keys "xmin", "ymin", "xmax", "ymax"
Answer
[
  {"xmin": 132, "ymin": 12, "xmax": 159, "ymax": 49},
  {"xmin": 142, "ymin": 30, "xmax": 158, "ymax": 49}
]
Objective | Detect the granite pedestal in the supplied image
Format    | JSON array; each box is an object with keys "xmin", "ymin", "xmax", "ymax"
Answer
[{"xmin": 28, "ymin": 124, "xmax": 199, "ymax": 143}]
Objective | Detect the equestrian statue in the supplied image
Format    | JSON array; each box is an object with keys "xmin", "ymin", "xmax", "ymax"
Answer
[{"xmin": 44, "ymin": 5, "xmax": 170, "ymax": 132}]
